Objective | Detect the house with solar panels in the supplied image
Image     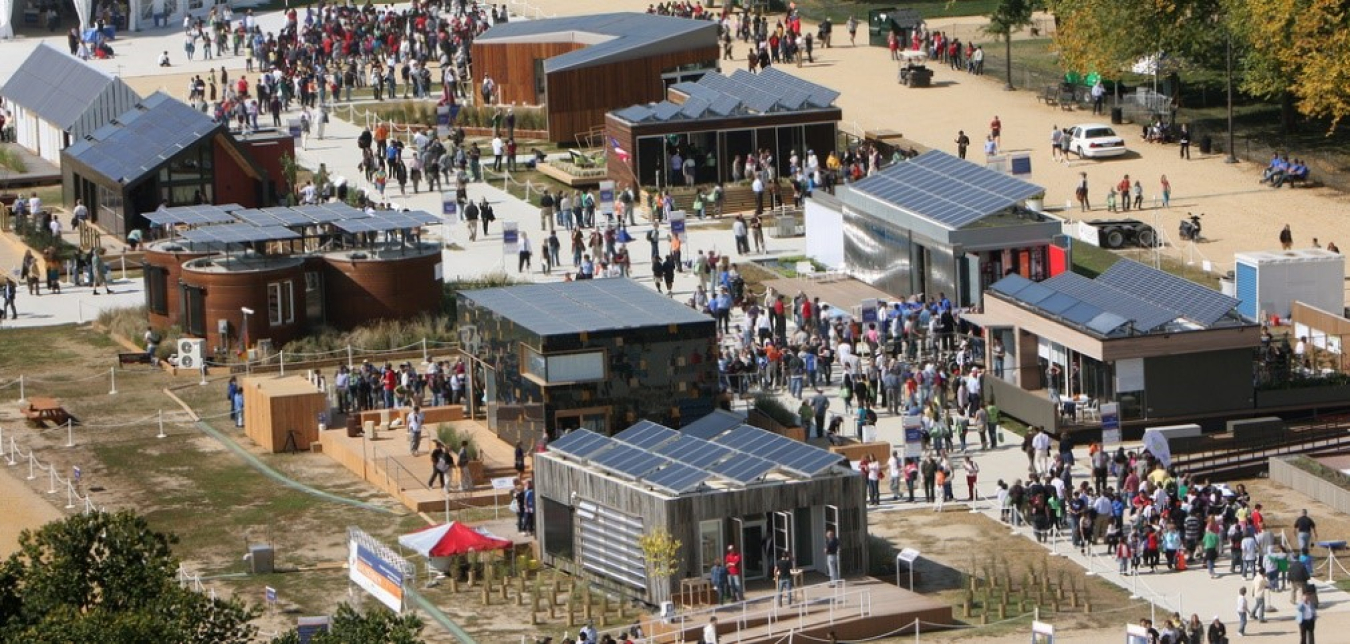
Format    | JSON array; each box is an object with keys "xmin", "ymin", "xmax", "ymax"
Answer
[
  {"xmin": 455, "ymin": 279, "xmax": 719, "ymax": 446},
  {"xmin": 805, "ymin": 150, "xmax": 1064, "ymax": 307},
  {"xmin": 139, "ymin": 203, "xmax": 443, "ymax": 354},
  {"xmin": 534, "ymin": 419, "xmax": 866, "ymax": 605},
  {"xmin": 605, "ymin": 67, "xmax": 843, "ymax": 187},
  {"xmin": 980, "ymin": 258, "xmax": 1257, "ymax": 432},
  {"xmin": 470, "ymin": 12, "xmax": 720, "ymax": 144},
  {"xmin": 60, "ymin": 91, "xmax": 295, "ymax": 239},
  {"xmin": 0, "ymin": 42, "xmax": 142, "ymax": 165}
]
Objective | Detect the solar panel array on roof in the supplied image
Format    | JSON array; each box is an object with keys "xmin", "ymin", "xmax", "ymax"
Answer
[
  {"xmin": 142, "ymin": 204, "xmax": 242, "ymax": 227},
  {"xmin": 1098, "ymin": 259, "xmax": 1238, "ymax": 326},
  {"xmin": 1, "ymin": 43, "xmax": 141, "ymax": 134},
  {"xmin": 714, "ymin": 425, "xmax": 843, "ymax": 477},
  {"xmin": 178, "ymin": 224, "xmax": 299, "ymax": 246},
  {"xmin": 612, "ymin": 105, "xmax": 655, "ymax": 123},
  {"xmin": 652, "ymin": 435, "xmax": 733, "ymax": 468},
  {"xmin": 850, "ymin": 150, "xmax": 1044, "ymax": 230},
  {"xmin": 643, "ymin": 462, "xmax": 711, "ymax": 495},
  {"xmin": 613, "ymin": 421, "xmax": 679, "ymax": 450},
  {"xmin": 462, "ymin": 279, "xmax": 712, "ymax": 336},
  {"xmin": 707, "ymin": 455, "xmax": 777, "ymax": 485},
  {"xmin": 1044, "ymin": 272, "xmax": 1178, "ymax": 332},
  {"xmin": 613, "ymin": 68, "xmax": 837, "ymax": 123},
  {"xmin": 549, "ymin": 429, "xmax": 615, "ymax": 459},
  {"xmin": 63, "ymin": 92, "xmax": 218, "ymax": 186},
  {"xmin": 591, "ymin": 443, "xmax": 671, "ymax": 480},
  {"xmin": 680, "ymin": 409, "xmax": 746, "ymax": 440}
]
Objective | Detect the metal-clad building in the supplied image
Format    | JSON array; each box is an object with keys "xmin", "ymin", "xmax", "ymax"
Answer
[
  {"xmin": 535, "ymin": 422, "xmax": 867, "ymax": 605},
  {"xmin": 456, "ymin": 279, "xmax": 719, "ymax": 445},
  {"xmin": 805, "ymin": 151, "xmax": 1063, "ymax": 307},
  {"xmin": 471, "ymin": 12, "xmax": 720, "ymax": 144},
  {"xmin": 0, "ymin": 42, "xmax": 141, "ymax": 165}
]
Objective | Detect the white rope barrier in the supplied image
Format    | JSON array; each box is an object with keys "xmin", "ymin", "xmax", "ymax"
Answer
[{"xmin": 1, "ymin": 426, "xmax": 100, "ymax": 515}]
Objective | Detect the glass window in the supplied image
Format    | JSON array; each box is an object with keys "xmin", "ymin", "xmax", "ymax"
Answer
[
  {"xmin": 541, "ymin": 496, "xmax": 574, "ymax": 559},
  {"xmin": 546, "ymin": 351, "xmax": 605, "ymax": 383},
  {"xmin": 144, "ymin": 264, "xmax": 168, "ymax": 315},
  {"xmin": 267, "ymin": 281, "xmax": 294, "ymax": 326}
]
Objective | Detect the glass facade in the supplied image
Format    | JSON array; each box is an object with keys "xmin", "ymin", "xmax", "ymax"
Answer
[{"xmin": 458, "ymin": 297, "xmax": 719, "ymax": 446}]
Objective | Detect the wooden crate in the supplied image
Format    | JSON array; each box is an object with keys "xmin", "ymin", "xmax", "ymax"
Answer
[{"xmin": 242, "ymin": 376, "xmax": 327, "ymax": 452}]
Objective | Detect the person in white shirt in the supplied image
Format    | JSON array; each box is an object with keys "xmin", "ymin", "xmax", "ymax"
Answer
[
  {"xmin": 703, "ymin": 617, "xmax": 719, "ymax": 644},
  {"xmin": 517, "ymin": 231, "xmax": 532, "ymax": 272},
  {"xmin": 72, "ymin": 200, "xmax": 89, "ymax": 224},
  {"xmin": 1031, "ymin": 428, "xmax": 1052, "ymax": 475},
  {"xmin": 888, "ymin": 451, "xmax": 902, "ymax": 501},
  {"xmin": 49, "ymin": 215, "xmax": 61, "ymax": 238},
  {"xmin": 28, "ymin": 192, "xmax": 41, "ymax": 216}
]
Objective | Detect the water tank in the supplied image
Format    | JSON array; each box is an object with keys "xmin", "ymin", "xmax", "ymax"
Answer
[{"xmin": 1234, "ymin": 249, "xmax": 1345, "ymax": 321}]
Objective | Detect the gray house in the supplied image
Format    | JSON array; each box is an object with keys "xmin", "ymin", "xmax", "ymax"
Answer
[
  {"xmin": 0, "ymin": 42, "xmax": 141, "ymax": 165},
  {"xmin": 534, "ymin": 420, "xmax": 866, "ymax": 605}
]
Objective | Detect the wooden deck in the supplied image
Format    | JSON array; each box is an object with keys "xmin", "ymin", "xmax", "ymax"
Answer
[
  {"xmin": 319, "ymin": 418, "xmax": 527, "ymax": 514},
  {"xmin": 536, "ymin": 160, "xmax": 608, "ymax": 187},
  {"xmin": 645, "ymin": 577, "xmax": 953, "ymax": 644},
  {"xmin": 761, "ymin": 276, "xmax": 897, "ymax": 312}
]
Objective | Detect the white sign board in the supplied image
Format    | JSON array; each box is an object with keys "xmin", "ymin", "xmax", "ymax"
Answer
[
  {"xmin": 348, "ymin": 540, "xmax": 404, "ymax": 613},
  {"xmin": 491, "ymin": 476, "xmax": 517, "ymax": 490}
]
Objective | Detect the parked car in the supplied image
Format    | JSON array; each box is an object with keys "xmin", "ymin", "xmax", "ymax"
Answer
[{"xmin": 1067, "ymin": 123, "xmax": 1128, "ymax": 159}]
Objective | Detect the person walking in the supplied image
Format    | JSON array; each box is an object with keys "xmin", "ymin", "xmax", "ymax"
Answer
[
  {"xmin": 1288, "ymin": 547, "xmax": 1311, "ymax": 603},
  {"xmin": 1281, "ymin": 224, "xmax": 1294, "ymax": 250},
  {"xmin": 955, "ymin": 130, "xmax": 970, "ymax": 159},
  {"xmin": 427, "ymin": 441, "xmax": 451, "ymax": 489},
  {"xmin": 1296, "ymin": 588, "xmax": 1317, "ymax": 644},
  {"xmin": 1295, "ymin": 509, "xmax": 1318, "ymax": 553},
  {"xmin": 1160, "ymin": 175, "xmax": 1171, "ymax": 208},
  {"xmin": 1235, "ymin": 586, "xmax": 1249, "ymax": 636},
  {"xmin": 1178, "ymin": 125, "xmax": 1191, "ymax": 160},
  {"xmin": 517, "ymin": 231, "xmax": 532, "ymax": 272},
  {"xmin": 824, "ymin": 529, "xmax": 840, "ymax": 586},
  {"xmin": 407, "ymin": 405, "xmax": 424, "ymax": 456},
  {"xmin": 704, "ymin": 616, "xmax": 720, "ymax": 644},
  {"xmin": 965, "ymin": 456, "xmax": 980, "ymax": 501},
  {"xmin": 1, "ymin": 278, "xmax": 17, "ymax": 319},
  {"xmin": 1076, "ymin": 172, "xmax": 1091, "ymax": 211}
]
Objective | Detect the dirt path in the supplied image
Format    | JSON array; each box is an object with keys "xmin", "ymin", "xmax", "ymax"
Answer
[{"xmin": 0, "ymin": 465, "xmax": 64, "ymax": 558}]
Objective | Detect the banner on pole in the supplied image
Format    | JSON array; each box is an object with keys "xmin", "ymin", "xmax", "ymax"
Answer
[
  {"xmin": 441, "ymin": 192, "xmax": 457, "ymax": 217},
  {"xmin": 501, "ymin": 222, "xmax": 519, "ymax": 255},
  {"xmin": 287, "ymin": 119, "xmax": 303, "ymax": 143},
  {"xmin": 598, "ymin": 180, "xmax": 616, "ymax": 217},
  {"xmin": 903, "ymin": 415, "xmax": 923, "ymax": 458},
  {"xmin": 436, "ymin": 105, "xmax": 452, "ymax": 138},
  {"xmin": 668, "ymin": 210, "xmax": 686, "ymax": 238}
]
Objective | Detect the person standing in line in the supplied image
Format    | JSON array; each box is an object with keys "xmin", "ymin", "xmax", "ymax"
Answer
[
  {"xmin": 710, "ymin": 559, "xmax": 729, "ymax": 603},
  {"xmin": 888, "ymin": 450, "xmax": 903, "ymax": 501},
  {"xmin": 1295, "ymin": 509, "xmax": 1318, "ymax": 554},
  {"xmin": 1296, "ymin": 588, "xmax": 1316, "ymax": 644},
  {"xmin": 457, "ymin": 440, "xmax": 472, "ymax": 491},
  {"xmin": 983, "ymin": 135, "xmax": 997, "ymax": 158},
  {"xmin": 725, "ymin": 545, "xmax": 744, "ymax": 601},
  {"xmin": 407, "ymin": 406, "xmax": 424, "ymax": 456},
  {"xmin": 954, "ymin": 130, "xmax": 970, "ymax": 159},
  {"xmin": 1090, "ymin": 80, "xmax": 1106, "ymax": 115},
  {"xmin": 1132, "ymin": 180, "xmax": 1144, "ymax": 210},
  {"xmin": 824, "ymin": 529, "xmax": 840, "ymax": 586},
  {"xmin": 1178, "ymin": 124, "xmax": 1191, "ymax": 160},
  {"xmin": 1206, "ymin": 616, "xmax": 1226, "ymax": 643}
]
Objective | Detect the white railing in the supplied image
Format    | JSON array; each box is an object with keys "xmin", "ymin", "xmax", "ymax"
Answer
[
  {"xmin": 1, "ymin": 425, "xmax": 100, "ymax": 513},
  {"xmin": 641, "ymin": 580, "xmax": 868, "ymax": 644}
]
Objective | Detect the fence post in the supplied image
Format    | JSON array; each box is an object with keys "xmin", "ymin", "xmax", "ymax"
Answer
[
  {"xmin": 65, "ymin": 419, "xmax": 74, "ymax": 448},
  {"xmin": 5, "ymin": 437, "xmax": 14, "ymax": 466},
  {"xmin": 109, "ymin": 367, "xmax": 117, "ymax": 395},
  {"xmin": 47, "ymin": 467, "xmax": 57, "ymax": 494},
  {"xmin": 66, "ymin": 481, "xmax": 75, "ymax": 509},
  {"xmin": 157, "ymin": 410, "xmax": 166, "ymax": 439},
  {"xmin": 422, "ymin": 338, "xmax": 429, "ymax": 364},
  {"xmin": 347, "ymin": 345, "xmax": 354, "ymax": 369},
  {"xmin": 27, "ymin": 453, "xmax": 36, "ymax": 480},
  {"xmin": 280, "ymin": 351, "xmax": 286, "ymax": 376},
  {"xmin": 18, "ymin": 374, "xmax": 25, "ymax": 403}
]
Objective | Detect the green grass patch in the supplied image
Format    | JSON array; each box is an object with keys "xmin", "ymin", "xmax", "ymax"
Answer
[
  {"xmin": 1069, "ymin": 241, "xmax": 1121, "ymax": 279},
  {"xmin": 0, "ymin": 145, "xmax": 28, "ymax": 173},
  {"xmin": 796, "ymin": 0, "xmax": 1001, "ymax": 25}
]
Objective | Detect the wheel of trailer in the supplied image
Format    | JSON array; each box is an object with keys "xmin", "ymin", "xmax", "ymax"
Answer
[
  {"xmin": 1136, "ymin": 229, "xmax": 1155, "ymax": 248},
  {"xmin": 1103, "ymin": 228, "xmax": 1126, "ymax": 249}
]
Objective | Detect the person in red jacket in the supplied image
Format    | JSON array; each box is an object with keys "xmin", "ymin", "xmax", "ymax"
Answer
[{"xmin": 724, "ymin": 545, "xmax": 744, "ymax": 601}]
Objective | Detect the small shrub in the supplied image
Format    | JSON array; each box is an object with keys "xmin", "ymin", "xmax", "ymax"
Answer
[
  {"xmin": 436, "ymin": 423, "xmax": 479, "ymax": 460},
  {"xmin": 282, "ymin": 313, "xmax": 454, "ymax": 355},
  {"xmin": 754, "ymin": 393, "xmax": 801, "ymax": 427}
]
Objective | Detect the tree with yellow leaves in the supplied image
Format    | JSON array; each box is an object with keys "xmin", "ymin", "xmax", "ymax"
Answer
[{"xmin": 637, "ymin": 528, "xmax": 683, "ymax": 592}]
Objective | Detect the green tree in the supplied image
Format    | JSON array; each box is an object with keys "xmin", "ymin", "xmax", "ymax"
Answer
[
  {"xmin": 1236, "ymin": 0, "xmax": 1350, "ymax": 132},
  {"xmin": 0, "ymin": 510, "xmax": 259, "ymax": 644},
  {"xmin": 270, "ymin": 604, "xmax": 425, "ymax": 644},
  {"xmin": 984, "ymin": 0, "xmax": 1037, "ymax": 90}
]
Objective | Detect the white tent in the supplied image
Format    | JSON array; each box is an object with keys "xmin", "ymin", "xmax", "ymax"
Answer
[{"xmin": 1141, "ymin": 428, "xmax": 1172, "ymax": 468}]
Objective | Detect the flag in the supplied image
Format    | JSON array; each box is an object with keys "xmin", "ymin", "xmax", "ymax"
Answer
[{"xmin": 610, "ymin": 137, "xmax": 630, "ymax": 163}]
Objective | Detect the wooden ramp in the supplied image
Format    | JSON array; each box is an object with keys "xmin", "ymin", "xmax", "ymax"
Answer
[
  {"xmin": 645, "ymin": 578, "xmax": 952, "ymax": 644},
  {"xmin": 319, "ymin": 419, "xmax": 526, "ymax": 514}
]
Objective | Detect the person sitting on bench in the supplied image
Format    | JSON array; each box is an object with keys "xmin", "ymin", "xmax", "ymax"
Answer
[
  {"xmin": 1276, "ymin": 159, "xmax": 1308, "ymax": 187},
  {"xmin": 1261, "ymin": 154, "xmax": 1287, "ymax": 184}
]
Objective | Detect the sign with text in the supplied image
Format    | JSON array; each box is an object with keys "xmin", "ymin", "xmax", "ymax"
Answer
[
  {"xmin": 861, "ymin": 298, "xmax": 879, "ymax": 324},
  {"xmin": 1100, "ymin": 402, "xmax": 1120, "ymax": 439},
  {"xmin": 668, "ymin": 210, "xmax": 686, "ymax": 239},
  {"xmin": 441, "ymin": 192, "xmax": 457, "ymax": 217},
  {"xmin": 491, "ymin": 476, "xmax": 517, "ymax": 490},
  {"xmin": 436, "ymin": 105, "xmax": 452, "ymax": 137},
  {"xmin": 1031, "ymin": 620, "xmax": 1055, "ymax": 644},
  {"xmin": 347, "ymin": 540, "xmax": 404, "ymax": 613},
  {"xmin": 598, "ymin": 180, "xmax": 616, "ymax": 217},
  {"xmin": 287, "ymin": 119, "xmax": 303, "ymax": 143},
  {"xmin": 501, "ymin": 221, "xmax": 518, "ymax": 255},
  {"xmin": 903, "ymin": 415, "xmax": 924, "ymax": 458}
]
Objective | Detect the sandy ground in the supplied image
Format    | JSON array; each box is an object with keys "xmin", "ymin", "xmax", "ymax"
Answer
[{"xmin": 0, "ymin": 464, "xmax": 65, "ymax": 558}]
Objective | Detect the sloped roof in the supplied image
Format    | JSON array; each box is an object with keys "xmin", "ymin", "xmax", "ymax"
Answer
[
  {"xmin": 0, "ymin": 42, "xmax": 140, "ymax": 132},
  {"xmin": 610, "ymin": 67, "xmax": 840, "ymax": 124},
  {"xmin": 475, "ymin": 12, "xmax": 718, "ymax": 73},
  {"xmin": 849, "ymin": 151, "xmax": 1044, "ymax": 231},
  {"xmin": 460, "ymin": 278, "xmax": 713, "ymax": 336},
  {"xmin": 63, "ymin": 92, "xmax": 220, "ymax": 185}
]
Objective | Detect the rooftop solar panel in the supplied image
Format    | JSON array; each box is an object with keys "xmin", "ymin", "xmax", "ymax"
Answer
[
  {"xmin": 707, "ymin": 454, "xmax": 776, "ymax": 485},
  {"xmin": 652, "ymin": 435, "xmax": 733, "ymax": 468},
  {"xmin": 680, "ymin": 409, "xmax": 747, "ymax": 440},
  {"xmin": 642, "ymin": 462, "xmax": 710, "ymax": 495},
  {"xmin": 613, "ymin": 421, "xmax": 679, "ymax": 450},
  {"xmin": 612, "ymin": 105, "xmax": 655, "ymax": 123},
  {"xmin": 851, "ymin": 151, "xmax": 1044, "ymax": 230},
  {"xmin": 757, "ymin": 67, "xmax": 840, "ymax": 107},
  {"xmin": 462, "ymin": 279, "xmax": 712, "ymax": 337},
  {"xmin": 549, "ymin": 429, "xmax": 615, "ymax": 459},
  {"xmin": 231, "ymin": 209, "xmax": 281, "ymax": 227},
  {"xmin": 679, "ymin": 96, "xmax": 711, "ymax": 119},
  {"xmin": 1042, "ymin": 272, "xmax": 1179, "ymax": 332},
  {"xmin": 1098, "ymin": 260, "xmax": 1238, "ymax": 326},
  {"xmin": 590, "ymin": 443, "xmax": 671, "ymax": 480},
  {"xmin": 652, "ymin": 101, "xmax": 684, "ymax": 121}
]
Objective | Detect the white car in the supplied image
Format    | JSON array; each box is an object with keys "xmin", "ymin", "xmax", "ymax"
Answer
[{"xmin": 1068, "ymin": 123, "xmax": 1127, "ymax": 158}]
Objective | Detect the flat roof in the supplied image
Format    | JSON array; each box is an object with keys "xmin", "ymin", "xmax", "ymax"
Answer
[
  {"xmin": 475, "ymin": 12, "xmax": 718, "ymax": 74},
  {"xmin": 460, "ymin": 278, "xmax": 713, "ymax": 337},
  {"xmin": 849, "ymin": 151, "xmax": 1044, "ymax": 231}
]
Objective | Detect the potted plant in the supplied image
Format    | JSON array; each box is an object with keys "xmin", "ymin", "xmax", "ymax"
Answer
[{"xmin": 751, "ymin": 394, "xmax": 806, "ymax": 441}]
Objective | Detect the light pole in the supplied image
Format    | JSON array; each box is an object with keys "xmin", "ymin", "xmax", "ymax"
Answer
[{"xmin": 1224, "ymin": 34, "xmax": 1238, "ymax": 164}]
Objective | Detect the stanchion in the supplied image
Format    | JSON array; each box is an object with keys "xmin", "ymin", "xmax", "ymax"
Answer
[
  {"xmin": 422, "ymin": 338, "xmax": 429, "ymax": 364},
  {"xmin": 6, "ymin": 437, "xmax": 15, "ymax": 466},
  {"xmin": 280, "ymin": 351, "xmax": 286, "ymax": 376},
  {"xmin": 65, "ymin": 481, "xmax": 75, "ymax": 509},
  {"xmin": 1051, "ymin": 528, "xmax": 1068, "ymax": 557},
  {"xmin": 47, "ymin": 468, "xmax": 57, "ymax": 494},
  {"xmin": 968, "ymin": 484, "xmax": 981, "ymax": 514},
  {"xmin": 157, "ymin": 410, "xmax": 166, "ymax": 439},
  {"xmin": 199, "ymin": 365, "xmax": 208, "ymax": 387},
  {"xmin": 1085, "ymin": 546, "xmax": 1097, "ymax": 576},
  {"xmin": 65, "ymin": 419, "xmax": 74, "ymax": 448},
  {"xmin": 27, "ymin": 453, "xmax": 36, "ymax": 480},
  {"xmin": 109, "ymin": 367, "xmax": 117, "ymax": 395},
  {"xmin": 347, "ymin": 345, "xmax": 354, "ymax": 369},
  {"xmin": 1128, "ymin": 568, "xmax": 1140, "ymax": 600},
  {"xmin": 17, "ymin": 374, "xmax": 25, "ymax": 403}
]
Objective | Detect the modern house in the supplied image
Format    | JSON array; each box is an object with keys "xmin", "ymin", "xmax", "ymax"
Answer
[
  {"xmin": 0, "ymin": 42, "xmax": 141, "ymax": 165},
  {"xmin": 805, "ymin": 150, "xmax": 1064, "ymax": 306},
  {"xmin": 605, "ymin": 67, "xmax": 843, "ymax": 188},
  {"xmin": 534, "ymin": 420, "xmax": 864, "ymax": 605},
  {"xmin": 455, "ymin": 279, "xmax": 719, "ymax": 445},
  {"xmin": 471, "ymin": 12, "xmax": 720, "ymax": 144}
]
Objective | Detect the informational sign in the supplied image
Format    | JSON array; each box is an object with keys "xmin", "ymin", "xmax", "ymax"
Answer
[
  {"xmin": 265, "ymin": 586, "xmax": 277, "ymax": 604},
  {"xmin": 861, "ymin": 298, "xmax": 879, "ymax": 324},
  {"xmin": 72, "ymin": 466, "xmax": 81, "ymax": 482},
  {"xmin": 1009, "ymin": 151, "xmax": 1032, "ymax": 176},
  {"xmin": 598, "ymin": 180, "xmax": 616, "ymax": 218},
  {"xmin": 903, "ymin": 415, "xmax": 924, "ymax": 458},
  {"xmin": 287, "ymin": 119, "xmax": 303, "ymax": 143},
  {"xmin": 491, "ymin": 476, "xmax": 517, "ymax": 490},
  {"xmin": 501, "ymin": 221, "xmax": 518, "ymax": 255},
  {"xmin": 1100, "ymin": 402, "xmax": 1120, "ymax": 444},
  {"xmin": 441, "ymin": 192, "xmax": 457, "ymax": 217},
  {"xmin": 347, "ymin": 540, "xmax": 405, "ymax": 613},
  {"xmin": 668, "ymin": 210, "xmax": 686, "ymax": 239},
  {"xmin": 1125, "ymin": 623, "xmax": 1151, "ymax": 644},
  {"xmin": 436, "ymin": 105, "xmax": 452, "ymax": 138},
  {"xmin": 1031, "ymin": 620, "xmax": 1055, "ymax": 644},
  {"xmin": 296, "ymin": 616, "xmax": 331, "ymax": 644}
]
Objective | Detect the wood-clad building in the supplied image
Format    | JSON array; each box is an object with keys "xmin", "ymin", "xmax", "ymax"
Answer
[
  {"xmin": 471, "ymin": 12, "xmax": 719, "ymax": 144},
  {"xmin": 242, "ymin": 375, "xmax": 327, "ymax": 452},
  {"xmin": 605, "ymin": 67, "xmax": 842, "ymax": 187},
  {"xmin": 535, "ymin": 421, "xmax": 867, "ymax": 606}
]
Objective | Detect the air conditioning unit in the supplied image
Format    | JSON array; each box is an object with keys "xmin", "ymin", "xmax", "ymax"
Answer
[{"xmin": 178, "ymin": 338, "xmax": 206, "ymax": 369}]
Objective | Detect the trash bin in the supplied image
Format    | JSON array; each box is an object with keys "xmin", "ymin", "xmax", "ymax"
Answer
[
  {"xmin": 1110, "ymin": 107, "xmax": 1123, "ymax": 125},
  {"xmin": 1199, "ymin": 136, "xmax": 1213, "ymax": 155}
]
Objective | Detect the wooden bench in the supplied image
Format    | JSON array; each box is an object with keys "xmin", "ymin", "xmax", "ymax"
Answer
[
  {"xmin": 22, "ymin": 396, "xmax": 71, "ymax": 426},
  {"xmin": 1286, "ymin": 171, "xmax": 1313, "ymax": 188},
  {"xmin": 118, "ymin": 352, "xmax": 154, "ymax": 367}
]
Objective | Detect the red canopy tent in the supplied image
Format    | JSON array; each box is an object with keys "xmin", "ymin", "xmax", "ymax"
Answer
[{"xmin": 399, "ymin": 521, "xmax": 513, "ymax": 558}]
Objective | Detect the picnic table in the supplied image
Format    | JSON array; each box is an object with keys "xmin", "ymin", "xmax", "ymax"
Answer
[{"xmin": 22, "ymin": 397, "xmax": 70, "ymax": 426}]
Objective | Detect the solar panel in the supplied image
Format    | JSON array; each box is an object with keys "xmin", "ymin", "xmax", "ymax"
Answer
[
  {"xmin": 231, "ymin": 209, "xmax": 281, "ymax": 227},
  {"xmin": 1098, "ymin": 260, "xmax": 1238, "ymax": 326},
  {"xmin": 549, "ymin": 429, "xmax": 614, "ymax": 459},
  {"xmin": 653, "ymin": 435, "xmax": 733, "ymax": 468},
  {"xmin": 1061, "ymin": 301, "xmax": 1103, "ymax": 326},
  {"xmin": 613, "ymin": 105, "xmax": 654, "ymax": 123},
  {"xmin": 652, "ymin": 101, "xmax": 684, "ymax": 121},
  {"xmin": 988, "ymin": 274, "xmax": 1034, "ymax": 297},
  {"xmin": 715, "ymin": 425, "xmax": 842, "ymax": 477},
  {"xmin": 757, "ymin": 67, "xmax": 839, "ymax": 107},
  {"xmin": 1087, "ymin": 311, "xmax": 1130, "ymax": 335},
  {"xmin": 613, "ymin": 421, "xmax": 679, "ymax": 450},
  {"xmin": 143, "ymin": 204, "xmax": 241, "ymax": 227},
  {"xmin": 681, "ymin": 410, "xmax": 746, "ymax": 440},
  {"xmin": 708, "ymin": 454, "xmax": 776, "ymax": 485},
  {"xmin": 590, "ymin": 443, "xmax": 671, "ymax": 480},
  {"xmin": 642, "ymin": 462, "xmax": 710, "ymax": 495},
  {"xmin": 1043, "ymin": 272, "xmax": 1178, "ymax": 332},
  {"xmin": 851, "ymin": 151, "xmax": 1044, "ymax": 230},
  {"xmin": 679, "ymin": 96, "xmax": 711, "ymax": 119},
  {"xmin": 707, "ymin": 94, "xmax": 742, "ymax": 116}
]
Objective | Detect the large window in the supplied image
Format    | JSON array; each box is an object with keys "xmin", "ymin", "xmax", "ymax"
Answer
[
  {"xmin": 180, "ymin": 284, "xmax": 206, "ymax": 338},
  {"xmin": 143, "ymin": 264, "xmax": 168, "ymax": 315},
  {"xmin": 521, "ymin": 347, "xmax": 606, "ymax": 384},
  {"xmin": 541, "ymin": 496, "xmax": 574, "ymax": 559},
  {"xmin": 267, "ymin": 281, "xmax": 294, "ymax": 327}
]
